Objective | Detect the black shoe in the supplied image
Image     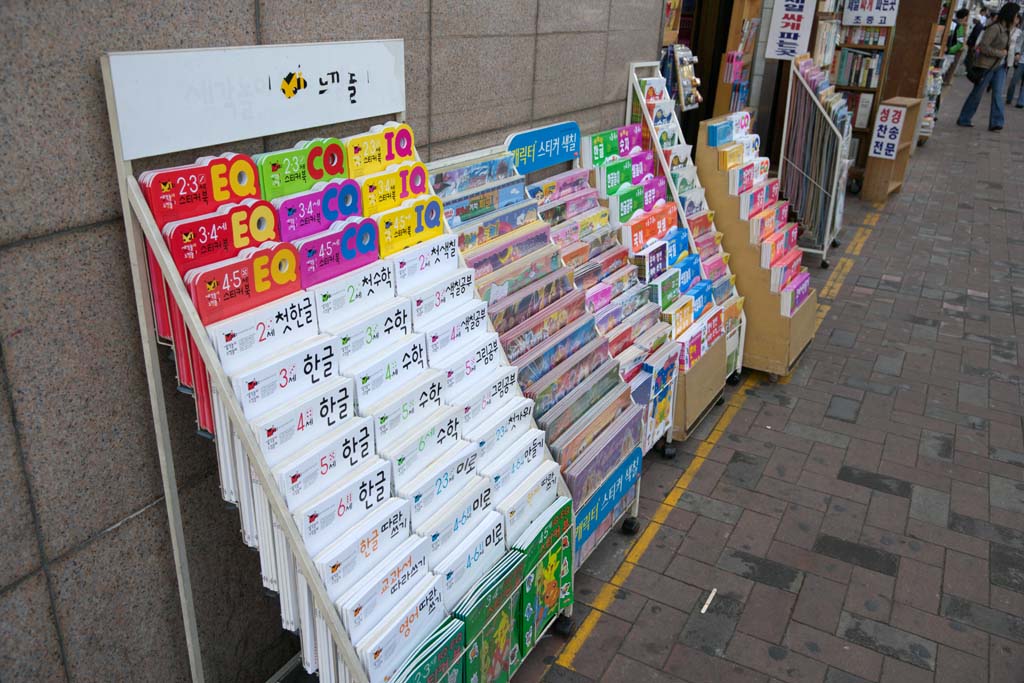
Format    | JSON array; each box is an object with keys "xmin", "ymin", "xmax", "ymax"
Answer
[
  {"xmin": 957, "ymin": 121, "xmax": 974, "ymax": 127},
  {"xmin": 990, "ymin": 126, "xmax": 1003, "ymax": 131},
  {"xmin": 1017, "ymin": 104, "xmax": 1024, "ymax": 108}
]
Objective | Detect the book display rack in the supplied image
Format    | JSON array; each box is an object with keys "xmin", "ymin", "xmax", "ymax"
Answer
[
  {"xmin": 696, "ymin": 114, "xmax": 817, "ymax": 380},
  {"xmin": 104, "ymin": 41, "xmax": 575, "ymax": 683},
  {"xmin": 624, "ymin": 62, "xmax": 745, "ymax": 437},
  {"xmin": 779, "ymin": 56, "xmax": 853, "ymax": 268},
  {"xmin": 428, "ymin": 130, "xmax": 647, "ymax": 570}
]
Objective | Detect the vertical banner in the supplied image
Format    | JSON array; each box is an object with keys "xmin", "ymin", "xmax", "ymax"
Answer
[
  {"xmin": 764, "ymin": 0, "xmax": 816, "ymax": 61},
  {"xmin": 868, "ymin": 104, "xmax": 905, "ymax": 159},
  {"xmin": 843, "ymin": 0, "xmax": 900, "ymax": 27}
]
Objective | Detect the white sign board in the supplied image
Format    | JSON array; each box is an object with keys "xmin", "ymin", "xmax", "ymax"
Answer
[
  {"xmin": 764, "ymin": 0, "xmax": 816, "ymax": 61},
  {"xmin": 108, "ymin": 41, "xmax": 406, "ymax": 160},
  {"xmin": 868, "ymin": 104, "xmax": 906, "ymax": 159},
  {"xmin": 842, "ymin": 0, "xmax": 900, "ymax": 27}
]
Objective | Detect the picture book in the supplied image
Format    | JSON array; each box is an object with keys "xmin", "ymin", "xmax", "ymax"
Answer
[
  {"xmin": 273, "ymin": 178, "xmax": 362, "ymax": 241},
  {"xmin": 564, "ymin": 404, "xmax": 643, "ymax": 508},
  {"xmin": 463, "ymin": 223, "xmax": 552, "ymax": 278},
  {"xmin": 537, "ymin": 359, "xmax": 622, "ymax": 442},
  {"xmin": 781, "ymin": 270, "xmax": 811, "ymax": 317},
  {"xmin": 552, "ymin": 383, "xmax": 632, "ymax": 470},
  {"xmin": 526, "ymin": 167, "xmax": 590, "ymax": 206},
  {"xmin": 516, "ymin": 315, "xmax": 599, "ymax": 386},
  {"xmin": 368, "ymin": 370, "xmax": 445, "ymax": 451},
  {"xmin": 500, "ymin": 289, "xmax": 586, "ymax": 363},
  {"xmin": 359, "ymin": 160, "xmax": 429, "ymax": 215},
  {"xmin": 442, "ymin": 176, "xmax": 526, "ymax": 227},
  {"xmin": 488, "ymin": 268, "xmax": 574, "ymax": 334},
  {"xmin": 476, "ymin": 245, "xmax": 561, "ymax": 304},
  {"xmin": 430, "ymin": 152, "xmax": 517, "ymax": 199},
  {"xmin": 515, "ymin": 497, "xmax": 573, "ymax": 651},
  {"xmin": 574, "ymin": 448, "xmax": 641, "ymax": 568},
  {"xmin": 429, "ymin": 332, "xmax": 501, "ymax": 392},
  {"xmin": 450, "ymin": 200, "xmax": 540, "ymax": 253},
  {"xmin": 524, "ymin": 336, "xmax": 610, "ymax": 417},
  {"xmin": 498, "ymin": 460, "xmax": 560, "ymax": 547}
]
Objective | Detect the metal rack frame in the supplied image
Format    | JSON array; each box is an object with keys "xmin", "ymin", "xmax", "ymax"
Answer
[
  {"xmin": 622, "ymin": 62, "xmax": 745, "ymax": 378},
  {"xmin": 102, "ymin": 40, "xmax": 576, "ymax": 683},
  {"xmin": 778, "ymin": 60, "xmax": 850, "ymax": 269}
]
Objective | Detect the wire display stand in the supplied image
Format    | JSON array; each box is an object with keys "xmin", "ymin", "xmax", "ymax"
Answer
[
  {"xmin": 778, "ymin": 60, "xmax": 851, "ymax": 269},
  {"xmin": 103, "ymin": 41, "xmax": 573, "ymax": 683},
  {"xmin": 624, "ymin": 62, "xmax": 742, "ymax": 439}
]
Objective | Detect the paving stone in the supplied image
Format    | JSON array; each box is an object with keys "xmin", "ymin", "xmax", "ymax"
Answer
[
  {"xmin": 663, "ymin": 644, "xmax": 769, "ymax": 683},
  {"xmin": 619, "ymin": 600, "xmax": 688, "ymax": 669},
  {"xmin": 619, "ymin": 565, "xmax": 702, "ymax": 614},
  {"xmin": 894, "ymin": 557, "xmax": 943, "ymax": 613},
  {"xmin": 678, "ymin": 591, "xmax": 743, "ymax": 657},
  {"xmin": 987, "ymin": 479, "xmax": 1024, "ymax": 516},
  {"xmin": 574, "ymin": 573, "xmax": 648, "ymax": 623},
  {"xmin": 990, "ymin": 543, "xmax": 1024, "ymax": 593},
  {"xmin": 905, "ymin": 519, "xmax": 989, "ymax": 560},
  {"xmin": 879, "ymin": 657, "xmax": 932, "ymax": 683},
  {"xmin": 663, "ymin": 555, "xmax": 754, "ymax": 602},
  {"xmin": 727, "ymin": 509, "xmax": 780, "ymax": 557},
  {"xmin": 824, "ymin": 668, "xmax": 871, "ymax": 683},
  {"xmin": 820, "ymin": 499, "xmax": 867, "ymax": 542},
  {"xmin": 918, "ymin": 430, "xmax": 954, "ymax": 461},
  {"xmin": 717, "ymin": 548, "xmax": 805, "ymax": 593},
  {"xmin": 597, "ymin": 654, "xmax": 682, "ymax": 683},
  {"xmin": 812, "ymin": 534, "xmax": 900, "ymax": 576},
  {"xmin": 737, "ymin": 584, "xmax": 795, "ymax": 644},
  {"xmin": 909, "ymin": 486, "xmax": 950, "ymax": 526},
  {"xmin": 934, "ymin": 644, "xmax": 987, "ymax": 683},
  {"xmin": 940, "ymin": 595, "xmax": 1024, "ymax": 643},
  {"xmin": 830, "ymin": 329, "xmax": 858, "ymax": 349},
  {"xmin": 724, "ymin": 452, "xmax": 769, "ymax": 490},
  {"xmin": 943, "ymin": 550, "xmax": 990, "ymax": 606},
  {"xmin": 675, "ymin": 491, "xmax": 744, "ymax": 525},
  {"xmin": 838, "ymin": 466, "xmax": 913, "ymax": 498},
  {"xmin": 678, "ymin": 516, "xmax": 734, "ymax": 563},
  {"xmin": 890, "ymin": 601, "xmax": 988, "ymax": 654},
  {"xmin": 784, "ymin": 621, "xmax": 884, "ymax": 682},
  {"xmin": 874, "ymin": 354, "xmax": 905, "ymax": 377},
  {"xmin": 837, "ymin": 611, "xmax": 937, "ymax": 671},
  {"xmin": 989, "ymin": 447, "xmax": 1024, "ymax": 467},
  {"xmin": 565, "ymin": 611, "xmax": 633, "ymax": 681},
  {"xmin": 844, "ymin": 565, "xmax": 895, "ymax": 622},
  {"xmin": 865, "ymin": 491, "xmax": 910, "ymax": 534},
  {"xmin": 544, "ymin": 665, "xmax": 596, "ymax": 683},
  {"xmin": 784, "ymin": 423, "xmax": 851, "ymax": 450},
  {"xmin": 989, "ymin": 635, "xmax": 1024, "ymax": 683},
  {"xmin": 826, "ymin": 396, "xmax": 861, "ymax": 423},
  {"xmin": 792, "ymin": 574, "xmax": 846, "ymax": 633},
  {"xmin": 724, "ymin": 632, "xmax": 829, "ymax": 683}
]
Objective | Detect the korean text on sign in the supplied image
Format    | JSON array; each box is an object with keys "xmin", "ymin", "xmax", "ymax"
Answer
[{"xmin": 868, "ymin": 104, "xmax": 905, "ymax": 160}]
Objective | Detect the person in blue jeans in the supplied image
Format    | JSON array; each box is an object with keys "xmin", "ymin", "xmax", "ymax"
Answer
[{"xmin": 958, "ymin": 3, "xmax": 1019, "ymax": 130}]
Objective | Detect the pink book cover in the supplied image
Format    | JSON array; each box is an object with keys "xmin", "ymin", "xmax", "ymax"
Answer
[
  {"xmin": 629, "ymin": 149, "xmax": 655, "ymax": 183},
  {"xmin": 784, "ymin": 271, "xmax": 811, "ymax": 313},
  {"xmin": 642, "ymin": 175, "xmax": 668, "ymax": 212},
  {"xmin": 618, "ymin": 124, "xmax": 643, "ymax": 156},
  {"xmin": 694, "ymin": 231, "xmax": 719, "ymax": 261},
  {"xmin": 703, "ymin": 254, "xmax": 727, "ymax": 281}
]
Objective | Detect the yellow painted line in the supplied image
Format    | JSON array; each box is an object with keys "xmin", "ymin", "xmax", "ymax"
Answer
[
  {"xmin": 556, "ymin": 375, "xmax": 759, "ymax": 670},
  {"xmin": 864, "ymin": 212, "xmax": 881, "ymax": 226},
  {"xmin": 554, "ymin": 210, "xmax": 884, "ymax": 673}
]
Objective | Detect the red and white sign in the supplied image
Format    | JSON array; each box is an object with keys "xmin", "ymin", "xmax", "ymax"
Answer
[
  {"xmin": 868, "ymin": 104, "xmax": 906, "ymax": 159},
  {"xmin": 764, "ymin": 0, "xmax": 816, "ymax": 61}
]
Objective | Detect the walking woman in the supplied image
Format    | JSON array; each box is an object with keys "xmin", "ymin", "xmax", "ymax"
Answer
[{"xmin": 957, "ymin": 3, "xmax": 1020, "ymax": 131}]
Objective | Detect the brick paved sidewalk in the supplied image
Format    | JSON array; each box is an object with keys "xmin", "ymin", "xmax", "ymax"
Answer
[{"xmin": 517, "ymin": 77, "xmax": 1024, "ymax": 683}]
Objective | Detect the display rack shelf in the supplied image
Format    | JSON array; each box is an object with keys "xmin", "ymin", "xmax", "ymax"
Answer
[
  {"xmin": 103, "ymin": 42, "xmax": 574, "ymax": 683},
  {"xmin": 696, "ymin": 117, "xmax": 817, "ymax": 379}
]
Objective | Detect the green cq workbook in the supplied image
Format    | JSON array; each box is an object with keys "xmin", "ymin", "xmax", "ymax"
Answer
[
  {"xmin": 514, "ymin": 496, "xmax": 574, "ymax": 655},
  {"xmin": 455, "ymin": 551, "xmax": 526, "ymax": 683},
  {"xmin": 390, "ymin": 617, "xmax": 465, "ymax": 683}
]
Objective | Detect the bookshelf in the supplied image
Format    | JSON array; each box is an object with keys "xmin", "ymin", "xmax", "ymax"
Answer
[
  {"xmin": 696, "ymin": 117, "xmax": 817, "ymax": 379},
  {"xmin": 712, "ymin": 0, "xmax": 763, "ymax": 117},
  {"xmin": 862, "ymin": 96, "xmax": 922, "ymax": 202}
]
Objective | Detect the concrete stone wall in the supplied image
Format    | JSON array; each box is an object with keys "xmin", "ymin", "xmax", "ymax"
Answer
[{"xmin": 0, "ymin": 2, "xmax": 663, "ymax": 680}]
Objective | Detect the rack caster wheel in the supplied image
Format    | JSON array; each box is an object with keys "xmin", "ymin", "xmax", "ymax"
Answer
[
  {"xmin": 848, "ymin": 178, "xmax": 862, "ymax": 194},
  {"xmin": 716, "ymin": 396, "xmax": 725, "ymax": 407},
  {"xmin": 768, "ymin": 373, "xmax": 780, "ymax": 384},
  {"xmin": 726, "ymin": 372, "xmax": 741, "ymax": 386},
  {"xmin": 661, "ymin": 443, "xmax": 678, "ymax": 460},
  {"xmin": 821, "ymin": 259, "xmax": 830, "ymax": 269},
  {"xmin": 621, "ymin": 517, "xmax": 641, "ymax": 535},
  {"xmin": 553, "ymin": 614, "xmax": 577, "ymax": 638},
  {"xmin": 831, "ymin": 238, "xmax": 841, "ymax": 248}
]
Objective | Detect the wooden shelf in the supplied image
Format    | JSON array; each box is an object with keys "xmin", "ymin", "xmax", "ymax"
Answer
[
  {"xmin": 835, "ymin": 84, "xmax": 880, "ymax": 92},
  {"xmin": 840, "ymin": 43, "xmax": 887, "ymax": 50},
  {"xmin": 898, "ymin": 140, "xmax": 913, "ymax": 152}
]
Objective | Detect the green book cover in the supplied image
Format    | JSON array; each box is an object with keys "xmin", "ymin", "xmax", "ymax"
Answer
[
  {"xmin": 508, "ymin": 584, "xmax": 523, "ymax": 678},
  {"xmin": 517, "ymin": 497, "xmax": 573, "ymax": 570},
  {"xmin": 395, "ymin": 618, "xmax": 465, "ymax": 683},
  {"xmin": 586, "ymin": 130, "xmax": 619, "ymax": 167},
  {"xmin": 459, "ymin": 552, "xmax": 525, "ymax": 643}
]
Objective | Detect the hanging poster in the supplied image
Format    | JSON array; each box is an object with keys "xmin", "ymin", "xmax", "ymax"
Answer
[
  {"xmin": 842, "ymin": 0, "xmax": 900, "ymax": 27},
  {"xmin": 764, "ymin": 0, "xmax": 816, "ymax": 61}
]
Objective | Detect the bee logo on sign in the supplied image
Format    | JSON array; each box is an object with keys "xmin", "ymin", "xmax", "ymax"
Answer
[{"xmin": 280, "ymin": 70, "xmax": 308, "ymax": 99}]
